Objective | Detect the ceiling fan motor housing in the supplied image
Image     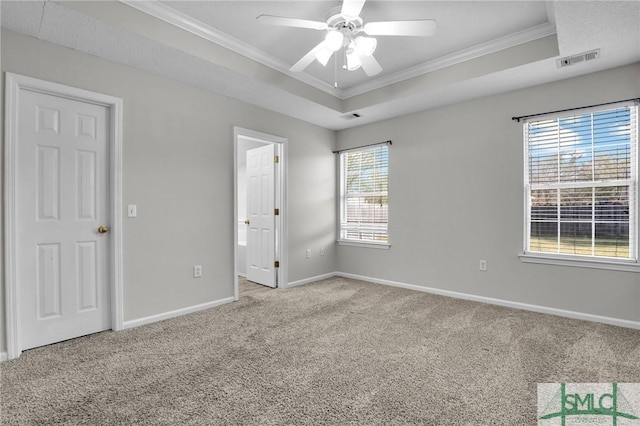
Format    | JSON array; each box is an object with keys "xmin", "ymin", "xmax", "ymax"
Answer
[{"xmin": 326, "ymin": 6, "xmax": 363, "ymax": 36}]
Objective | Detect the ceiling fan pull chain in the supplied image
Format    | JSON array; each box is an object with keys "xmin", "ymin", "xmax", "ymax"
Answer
[
  {"xmin": 334, "ymin": 51, "xmax": 338, "ymax": 89},
  {"xmin": 342, "ymin": 46, "xmax": 348, "ymax": 70}
]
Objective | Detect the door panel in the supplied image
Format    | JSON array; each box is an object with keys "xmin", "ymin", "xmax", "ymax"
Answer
[
  {"xmin": 77, "ymin": 150, "xmax": 97, "ymax": 219},
  {"xmin": 37, "ymin": 146, "xmax": 61, "ymax": 220},
  {"xmin": 246, "ymin": 144, "xmax": 276, "ymax": 288},
  {"xmin": 77, "ymin": 241, "xmax": 98, "ymax": 312},
  {"xmin": 36, "ymin": 243, "xmax": 62, "ymax": 319},
  {"xmin": 17, "ymin": 89, "xmax": 111, "ymax": 350}
]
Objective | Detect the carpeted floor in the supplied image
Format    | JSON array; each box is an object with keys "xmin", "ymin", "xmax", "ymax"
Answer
[{"xmin": 1, "ymin": 277, "xmax": 640, "ymax": 425}]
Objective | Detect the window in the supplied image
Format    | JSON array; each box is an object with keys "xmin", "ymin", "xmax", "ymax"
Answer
[
  {"xmin": 339, "ymin": 143, "xmax": 389, "ymax": 245},
  {"xmin": 523, "ymin": 101, "xmax": 638, "ymax": 265}
]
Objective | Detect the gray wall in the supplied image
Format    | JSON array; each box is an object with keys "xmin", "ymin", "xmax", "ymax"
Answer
[
  {"xmin": 336, "ymin": 62, "xmax": 640, "ymax": 322},
  {"xmin": 2, "ymin": 26, "xmax": 638, "ymax": 357},
  {"xmin": 0, "ymin": 29, "xmax": 337, "ymax": 352}
]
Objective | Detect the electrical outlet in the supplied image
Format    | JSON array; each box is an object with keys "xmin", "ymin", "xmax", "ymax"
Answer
[
  {"xmin": 479, "ymin": 260, "xmax": 488, "ymax": 272},
  {"xmin": 306, "ymin": 249, "xmax": 311, "ymax": 259},
  {"xmin": 194, "ymin": 265, "xmax": 202, "ymax": 278},
  {"xmin": 320, "ymin": 247, "xmax": 325, "ymax": 256}
]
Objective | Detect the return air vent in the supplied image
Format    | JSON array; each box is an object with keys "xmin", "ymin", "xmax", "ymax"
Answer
[
  {"xmin": 341, "ymin": 113, "xmax": 362, "ymax": 120},
  {"xmin": 556, "ymin": 49, "xmax": 600, "ymax": 68}
]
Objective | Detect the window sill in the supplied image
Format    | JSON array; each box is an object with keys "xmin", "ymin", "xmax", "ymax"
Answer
[
  {"xmin": 519, "ymin": 252, "xmax": 640, "ymax": 272},
  {"xmin": 338, "ymin": 240, "xmax": 391, "ymax": 250}
]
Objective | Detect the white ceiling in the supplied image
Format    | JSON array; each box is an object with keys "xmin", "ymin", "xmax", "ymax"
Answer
[
  {"xmin": 160, "ymin": 0, "xmax": 551, "ymax": 91},
  {"xmin": 2, "ymin": 1, "xmax": 639, "ymax": 130}
]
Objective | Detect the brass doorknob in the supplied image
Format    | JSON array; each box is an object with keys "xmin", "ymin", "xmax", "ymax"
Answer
[
  {"xmin": 244, "ymin": 219, "xmax": 250, "ymax": 225},
  {"xmin": 98, "ymin": 226, "xmax": 109, "ymax": 234}
]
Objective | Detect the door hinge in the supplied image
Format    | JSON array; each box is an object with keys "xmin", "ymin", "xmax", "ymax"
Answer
[
  {"xmin": 274, "ymin": 261, "xmax": 280, "ymax": 268},
  {"xmin": 274, "ymin": 155, "xmax": 279, "ymax": 163},
  {"xmin": 274, "ymin": 208, "xmax": 279, "ymax": 216}
]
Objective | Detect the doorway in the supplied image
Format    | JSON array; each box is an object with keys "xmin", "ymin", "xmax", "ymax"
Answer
[
  {"xmin": 4, "ymin": 73, "xmax": 123, "ymax": 360},
  {"xmin": 233, "ymin": 127, "xmax": 288, "ymax": 300}
]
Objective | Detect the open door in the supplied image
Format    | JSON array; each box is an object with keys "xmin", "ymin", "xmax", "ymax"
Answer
[{"xmin": 246, "ymin": 144, "xmax": 277, "ymax": 287}]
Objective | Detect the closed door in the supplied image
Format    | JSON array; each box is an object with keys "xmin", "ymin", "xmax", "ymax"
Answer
[
  {"xmin": 16, "ymin": 89, "xmax": 111, "ymax": 350},
  {"xmin": 246, "ymin": 144, "xmax": 276, "ymax": 288}
]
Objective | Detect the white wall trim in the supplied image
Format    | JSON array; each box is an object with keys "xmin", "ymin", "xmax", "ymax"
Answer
[
  {"xmin": 341, "ymin": 22, "xmax": 557, "ymax": 99},
  {"xmin": 233, "ymin": 127, "xmax": 288, "ymax": 300},
  {"xmin": 3, "ymin": 73, "xmax": 124, "ymax": 360},
  {"xmin": 119, "ymin": 1, "xmax": 556, "ymax": 101},
  {"xmin": 337, "ymin": 240, "xmax": 391, "ymax": 250},
  {"xmin": 335, "ymin": 272, "xmax": 640, "ymax": 330},
  {"xmin": 287, "ymin": 272, "xmax": 337, "ymax": 288},
  {"xmin": 120, "ymin": 0, "xmax": 337, "ymax": 97},
  {"xmin": 519, "ymin": 253, "xmax": 640, "ymax": 272},
  {"xmin": 122, "ymin": 297, "xmax": 235, "ymax": 330},
  {"xmin": 4, "ymin": 74, "xmax": 20, "ymax": 361},
  {"xmin": 0, "ymin": 352, "xmax": 7, "ymax": 363}
]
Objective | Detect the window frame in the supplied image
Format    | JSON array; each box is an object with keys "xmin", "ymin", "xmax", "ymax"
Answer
[
  {"xmin": 520, "ymin": 101, "xmax": 640, "ymax": 272},
  {"xmin": 337, "ymin": 143, "xmax": 390, "ymax": 249}
]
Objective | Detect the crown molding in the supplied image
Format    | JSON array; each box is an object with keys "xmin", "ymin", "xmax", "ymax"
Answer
[
  {"xmin": 120, "ymin": 1, "xmax": 556, "ymax": 101},
  {"xmin": 341, "ymin": 21, "xmax": 557, "ymax": 99},
  {"xmin": 119, "ymin": 1, "xmax": 338, "ymax": 97}
]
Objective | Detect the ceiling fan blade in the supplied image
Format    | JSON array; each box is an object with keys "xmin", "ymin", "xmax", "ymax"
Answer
[
  {"xmin": 290, "ymin": 41, "xmax": 327, "ymax": 72},
  {"xmin": 257, "ymin": 14, "xmax": 327, "ymax": 30},
  {"xmin": 341, "ymin": 0, "xmax": 367, "ymax": 18},
  {"xmin": 364, "ymin": 20, "xmax": 437, "ymax": 37},
  {"xmin": 359, "ymin": 54, "xmax": 382, "ymax": 76}
]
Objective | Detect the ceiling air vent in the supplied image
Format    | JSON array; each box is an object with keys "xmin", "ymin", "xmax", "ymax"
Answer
[
  {"xmin": 341, "ymin": 113, "xmax": 362, "ymax": 120},
  {"xmin": 557, "ymin": 49, "xmax": 600, "ymax": 68}
]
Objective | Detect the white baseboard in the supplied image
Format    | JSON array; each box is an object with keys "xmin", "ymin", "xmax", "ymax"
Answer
[
  {"xmin": 122, "ymin": 297, "xmax": 235, "ymax": 330},
  {"xmin": 0, "ymin": 352, "xmax": 7, "ymax": 362},
  {"xmin": 336, "ymin": 272, "xmax": 640, "ymax": 330},
  {"xmin": 287, "ymin": 272, "xmax": 337, "ymax": 288}
]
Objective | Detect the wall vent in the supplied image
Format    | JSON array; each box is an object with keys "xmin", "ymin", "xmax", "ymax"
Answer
[
  {"xmin": 341, "ymin": 113, "xmax": 362, "ymax": 120},
  {"xmin": 557, "ymin": 49, "xmax": 600, "ymax": 68}
]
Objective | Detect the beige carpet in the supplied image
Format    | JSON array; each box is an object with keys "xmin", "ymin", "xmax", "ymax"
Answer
[{"xmin": 1, "ymin": 277, "xmax": 640, "ymax": 425}]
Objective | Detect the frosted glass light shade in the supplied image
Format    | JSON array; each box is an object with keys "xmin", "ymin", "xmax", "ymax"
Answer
[
  {"xmin": 325, "ymin": 31, "xmax": 344, "ymax": 52},
  {"xmin": 355, "ymin": 36, "xmax": 377, "ymax": 56},
  {"xmin": 315, "ymin": 47, "xmax": 333, "ymax": 66},
  {"xmin": 346, "ymin": 50, "xmax": 362, "ymax": 71}
]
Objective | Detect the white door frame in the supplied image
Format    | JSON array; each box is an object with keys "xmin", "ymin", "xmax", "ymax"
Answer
[
  {"xmin": 233, "ymin": 127, "xmax": 288, "ymax": 300},
  {"xmin": 4, "ymin": 73, "xmax": 124, "ymax": 360}
]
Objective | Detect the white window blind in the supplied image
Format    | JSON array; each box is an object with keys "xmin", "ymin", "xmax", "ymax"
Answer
[
  {"xmin": 524, "ymin": 101, "xmax": 638, "ymax": 260},
  {"xmin": 339, "ymin": 144, "xmax": 389, "ymax": 243}
]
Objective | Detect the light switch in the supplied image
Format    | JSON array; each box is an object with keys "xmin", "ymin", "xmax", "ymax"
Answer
[{"xmin": 127, "ymin": 204, "xmax": 137, "ymax": 218}]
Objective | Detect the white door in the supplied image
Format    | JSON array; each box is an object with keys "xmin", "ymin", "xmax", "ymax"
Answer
[
  {"xmin": 246, "ymin": 144, "xmax": 277, "ymax": 287},
  {"xmin": 16, "ymin": 89, "xmax": 111, "ymax": 350}
]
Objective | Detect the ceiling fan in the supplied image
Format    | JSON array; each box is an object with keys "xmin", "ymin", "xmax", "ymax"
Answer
[{"xmin": 257, "ymin": 0, "xmax": 437, "ymax": 77}]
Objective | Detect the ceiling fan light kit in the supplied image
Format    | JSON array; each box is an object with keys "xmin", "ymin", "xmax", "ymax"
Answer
[
  {"xmin": 324, "ymin": 30, "xmax": 345, "ymax": 52},
  {"xmin": 315, "ymin": 46, "xmax": 334, "ymax": 67},
  {"xmin": 257, "ymin": 0, "xmax": 437, "ymax": 79},
  {"xmin": 346, "ymin": 48, "xmax": 362, "ymax": 71},
  {"xmin": 354, "ymin": 36, "xmax": 377, "ymax": 56}
]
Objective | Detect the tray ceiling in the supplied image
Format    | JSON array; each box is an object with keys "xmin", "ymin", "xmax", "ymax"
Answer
[
  {"xmin": 159, "ymin": 1, "xmax": 551, "ymax": 92},
  {"xmin": 2, "ymin": 1, "xmax": 639, "ymax": 130}
]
